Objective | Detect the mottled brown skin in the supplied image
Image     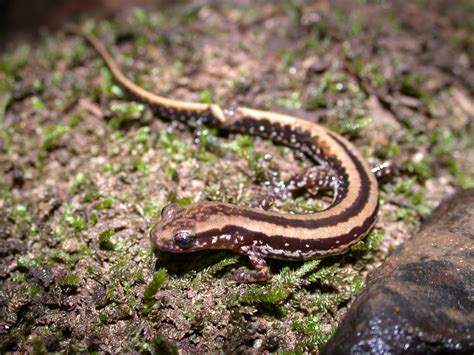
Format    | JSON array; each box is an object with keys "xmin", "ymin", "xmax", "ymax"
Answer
[{"xmin": 70, "ymin": 25, "xmax": 379, "ymax": 283}]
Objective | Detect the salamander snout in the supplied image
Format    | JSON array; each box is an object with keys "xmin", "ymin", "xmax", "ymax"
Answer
[{"xmin": 151, "ymin": 203, "xmax": 199, "ymax": 253}]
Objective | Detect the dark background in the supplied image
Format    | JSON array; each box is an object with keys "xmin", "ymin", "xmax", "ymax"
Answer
[{"xmin": 0, "ymin": 0, "xmax": 181, "ymax": 49}]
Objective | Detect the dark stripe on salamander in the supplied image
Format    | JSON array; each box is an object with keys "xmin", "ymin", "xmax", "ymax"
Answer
[
  {"xmin": 143, "ymin": 101, "xmax": 219, "ymax": 125},
  {"xmin": 195, "ymin": 207, "xmax": 377, "ymax": 258},
  {"xmin": 194, "ymin": 135, "xmax": 369, "ymax": 229},
  {"xmin": 229, "ymin": 117, "xmax": 353, "ymax": 203},
  {"xmin": 158, "ymin": 130, "xmax": 373, "ymax": 232}
]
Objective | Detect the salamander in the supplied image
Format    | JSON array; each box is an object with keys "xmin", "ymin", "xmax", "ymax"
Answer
[{"xmin": 70, "ymin": 25, "xmax": 379, "ymax": 283}]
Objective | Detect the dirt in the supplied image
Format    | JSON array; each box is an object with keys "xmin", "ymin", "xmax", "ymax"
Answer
[{"xmin": 0, "ymin": 0, "xmax": 473, "ymax": 353}]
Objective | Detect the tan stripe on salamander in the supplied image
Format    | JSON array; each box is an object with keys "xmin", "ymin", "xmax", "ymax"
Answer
[
  {"xmin": 72, "ymin": 25, "xmax": 230, "ymax": 119},
  {"xmin": 188, "ymin": 116, "xmax": 378, "ymax": 240}
]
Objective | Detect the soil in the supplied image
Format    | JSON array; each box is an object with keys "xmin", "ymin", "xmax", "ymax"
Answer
[{"xmin": 0, "ymin": 0, "xmax": 473, "ymax": 353}]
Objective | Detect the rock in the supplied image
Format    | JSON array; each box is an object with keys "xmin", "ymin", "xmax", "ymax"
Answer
[{"xmin": 322, "ymin": 189, "xmax": 474, "ymax": 354}]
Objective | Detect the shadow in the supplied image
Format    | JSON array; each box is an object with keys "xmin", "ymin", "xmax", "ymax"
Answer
[{"xmin": 0, "ymin": 0, "xmax": 185, "ymax": 51}]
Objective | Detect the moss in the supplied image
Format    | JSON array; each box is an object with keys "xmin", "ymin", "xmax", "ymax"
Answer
[
  {"xmin": 275, "ymin": 92, "xmax": 302, "ymax": 110},
  {"xmin": 350, "ymin": 229, "xmax": 385, "ymax": 257},
  {"xmin": 7, "ymin": 204, "xmax": 30, "ymax": 224},
  {"xmin": 141, "ymin": 268, "xmax": 168, "ymax": 314},
  {"xmin": 38, "ymin": 124, "xmax": 70, "ymax": 161},
  {"xmin": 68, "ymin": 113, "xmax": 81, "ymax": 127},
  {"xmin": 428, "ymin": 128, "xmax": 474, "ymax": 188},
  {"xmin": 240, "ymin": 150, "xmax": 266, "ymax": 182},
  {"xmin": 109, "ymin": 102, "xmax": 145, "ymax": 129},
  {"xmin": 197, "ymin": 255, "xmax": 240, "ymax": 282},
  {"xmin": 306, "ymin": 71, "xmax": 369, "ymax": 137},
  {"xmin": 0, "ymin": 94, "xmax": 12, "ymax": 153},
  {"xmin": 94, "ymin": 196, "xmax": 115, "ymax": 210},
  {"xmin": 288, "ymin": 196, "xmax": 323, "ymax": 214},
  {"xmin": 10, "ymin": 273, "xmax": 27, "ymax": 283},
  {"xmin": 456, "ymin": 170, "xmax": 474, "ymax": 189},
  {"xmin": 128, "ymin": 126, "xmax": 152, "ymax": 148},
  {"xmin": 389, "ymin": 176, "xmax": 432, "ymax": 219},
  {"xmin": 99, "ymin": 67, "xmax": 124, "ymax": 99},
  {"xmin": 99, "ymin": 228, "xmax": 119, "ymax": 250},
  {"xmin": 83, "ymin": 189, "xmax": 101, "ymax": 203},
  {"xmin": 0, "ymin": 43, "xmax": 30, "ymax": 75},
  {"xmin": 49, "ymin": 249, "xmax": 75, "ymax": 265},
  {"xmin": 58, "ymin": 274, "xmax": 81, "ymax": 289},
  {"xmin": 31, "ymin": 96, "xmax": 45, "ymax": 111},
  {"xmin": 357, "ymin": 62, "xmax": 386, "ymax": 88},
  {"xmin": 375, "ymin": 142, "xmax": 401, "ymax": 159},
  {"xmin": 292, "ymin": 315, "xmax": 335, "ymax": 351},
  {"xmin": 163, "ymin": 165, "xmax": 178, "ymax": 179},
  {"xmin": 304, "ymin": 291, "xmax": 351, "ymax": 314},
  {"xmin": 222, "ymin": 134, "xmax": 255, "ymax": 153},
  {"xmin": 80, "ymin": 245, "xmax": 95, "ymax": 256},
  {"xmin": 393, "ymin": 177, "xmax": 417, "ymax": 196},
  {"xmin": 132, "ymin": 7, "xmax": 148, "ymax": 24},
  {"xmin": 328, "ymin": 116, "xmax": 372, "ymax": 137},
  {"xmin": 236, "ymin": 260, "xmax": 322, "ymax": 306},
  {"xmin": 405, "ymin": 158, "xmax": 431, "ymax": 182},
  {"xmin": 71, "ymin": 172, "xmax": 88, "ymax": 194},
  {"xmin": 30, "ymin": 335, "xmax": 46, "ymax": 355},
  {"xmin": 195, "ymin": 126, "xmax": 219, "ymax": 148},
  {"xmin": 399, "ymin": 72, "xmax": 425, "ymax": 98},
  {"xmin": 7, "ymin": 204, "xmax": 37, "ymax": 235},
  {"xmin": 303, "ymin": 263, "xmax": 350, "ymax": 285},
  {"xmin": 2, "ymin": 2, "xmax": 472, "ymax": 353},
  {"xmin": 168, "ymin": 195, "xmax": 192, "ymax": 206},
  {"xmin": 104, "ymin": 257, "xmax": 145, "ymax": 311},
  {"xmin": 199, "ymin": 89, "xmax": 212, "ymax": 104},
  {"xmin": 0, "ymin": 91, "xmax": 12, "ymax": 121},
  {"xmin": 159, "ymin": 130, "xmax": 193, "ymax": 162},
  {"xmin": 152, "ymin": 334, "xmax": 178, "ymax": 355},
  {"xmin": 22, "ymin": 284, "xmax": 40, "ymax": 297},
  {"xmin": 133, "ymin": 159, "xmax": 149, "ymax": 175},
  {"xmin": 177, "ymin": 5, "xmax": 201, "ymax": 25},
  {"xmin": 396, "ymin": 206, "xmax": 416, "ymax": 220},
  {"xmin": 102, "ymin": 162, "xmax": 125, "ymax": 175},
  {"xmin": 227, "ymin": 67, "xmax": 251, "ymax": 92},
  {"xmin": 17, "ymin": 256, "xmax": 39, "ymax": 269},
  {"xmin": 196, "ymin": 150, "xmax": 218, "ymax": 162},
  {"xmin": 58, "ymin": 206, "xmax": 88, "ymax": 233},
  {"xmin": 277, "ymin": 48, "xmax": 295, "ymax": 71}
]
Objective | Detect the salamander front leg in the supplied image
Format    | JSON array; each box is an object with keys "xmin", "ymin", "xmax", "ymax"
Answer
[{"xmin": 233, "ymin": 248, "xmax": 272, "ymax": 283}]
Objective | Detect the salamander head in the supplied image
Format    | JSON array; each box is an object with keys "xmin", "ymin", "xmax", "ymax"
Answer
[{"xmin": 151, "ymin": 203, "xmax": 212, "ymax": 253}]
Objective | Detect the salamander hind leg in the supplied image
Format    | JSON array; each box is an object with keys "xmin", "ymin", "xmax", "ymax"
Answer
[
  {"xmin": 285, "ymin": 165, "xmax": 339, "ymax": 198},
  {"xmin": 233, "ymin": 248, "xmax": 272, "ymax": 283},
  {"xmin": 371, "ymin": 161, "xmax": 399, "ymax": 183}
]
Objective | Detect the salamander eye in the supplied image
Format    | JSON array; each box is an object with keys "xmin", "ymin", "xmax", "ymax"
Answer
[{"xmin": 174, "ymin": 230, "xmax": 196, "ymax": 249}]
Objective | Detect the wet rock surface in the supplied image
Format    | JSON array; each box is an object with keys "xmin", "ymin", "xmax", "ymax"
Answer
[{"xmin": 323, "ymin": 189, "xmax": 474, "ymax": 354}]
